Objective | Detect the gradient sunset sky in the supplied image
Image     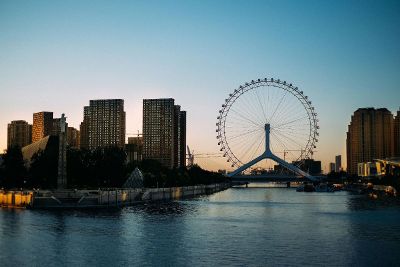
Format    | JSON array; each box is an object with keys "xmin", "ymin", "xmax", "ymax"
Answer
[{"xmin": 1, "ymin": 0, "xmax": 399, "ymax": 172}]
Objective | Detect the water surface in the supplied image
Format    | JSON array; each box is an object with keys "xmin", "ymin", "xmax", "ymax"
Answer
[{"xmin": 1, "ymin": 188, "xmax": 400, "ymax": 266}]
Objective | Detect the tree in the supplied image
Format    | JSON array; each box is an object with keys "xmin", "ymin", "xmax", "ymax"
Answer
[
  {"xmin": 66, "ymin": 146, "xmax": 127, "ymax": 188},
  {"xmin": 2, "ymin": 146, "xmax": 27, "ymax": 189},
  {"xmin": 29, "ymin": 148, "xmax": 58, "ymax": 189},
  {"xmin": 93, "ymin": 147, "xmax": 127, "ymax": 187}
]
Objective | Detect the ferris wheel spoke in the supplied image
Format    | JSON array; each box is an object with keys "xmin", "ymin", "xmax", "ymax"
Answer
[
  {"xmin": 274, "ymin": 125, "xmax": 310, "ymax": 135},
  {"xmin": 266, "ymin": 86, "xmax": 270, "ymax": 120},
  {"xmin": 230, "ymin": 134, "xmax": 260, "ymax": 165},
  {"xmin": 274, "ymin": 114, "xmax": 309, "ymax": 129},
  {"xmin": 230, "ymin": 101, "xmax": 260, "ymax": 126},
  {"xmin": 225, "ymin": 125, "xmax": 261, "ymax": 134},
  {"xmin": 274, "ymin": 115, "xmax": 310, "ymax": 129},
  {"xmin": 271, "ymin": 133, "xmax": 293, "ymax": 152},
  {"xmin": 278, "ymin": 97, "xmax": 307, "ymax": 122},
  {"xmin": 272, "ymin": 129, "xmax": 307, "ymax": 149},
  {"xmin": 273, "ymin": 129, "xmax": 305, "ymax": 144},
  {"xmin": 275, "ymin": 126, "xmax": 310, "ymax": 135},
  {"xmin": 272, "ymin": 131, "xmax": 300, "ymax": 159},
  {"xmin": 270, "ymin": 90, "xmax": 292, "ymax": 124},
  {"xmin": 229, "ymin": 107, "xmax": 262, "ymax": 127},
  {"xmin": 238, "ymin": 130, "xmax": 264, "ymax": 162},
  {"xmin": 227, "ymin": 114, "xmax": 262, "ymax": 130},
  {"xmin": 226, "ymin": 127, "xmax": 263, "ymax": 141},
  {"xmin": 271, "ymin": 131, "xmax": 297, "ymax": 160},
  {"xmin": 268, "ymin": 88, "xmax": 287, "ymax": 118},
  {"xmin": 228, "ymin": 134, "xmax": 263, "ymax": 150},
  {"xmin": 230, "ymin": 137, "xmax": 256, "ymax": 162},
  {"xmin": 249, "ymin": 135, "xmax": 264, "ymax": 160},
  {"xmin": 234, "ymin": 90, "xmax": 260, "ymax": 124},
  {"xmin": 241, "ymin": 90, "xmax": 266, "ymax": 125},
  {"xmin": 275, "ymin": 127, "xmax": 310, "ymax": 135},
  {"xmin": 253, "ymin": 88, "xmax": 268, "ymax": 123},
  {"xmin": 269, "ymin": 92, "xmax": 297, "ymax": 126},
  {"xmin": 275, "ymin": 131, "xmax": 310, "ymax": 140},
  {"xmin": 274, "ymin": 128, "xmax": 311, "ymax": 139}
]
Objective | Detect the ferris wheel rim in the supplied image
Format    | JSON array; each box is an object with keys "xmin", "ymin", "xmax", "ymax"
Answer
[{"xmin": 216, "ymin": 78, "xmax": 319, "ymax": 169}]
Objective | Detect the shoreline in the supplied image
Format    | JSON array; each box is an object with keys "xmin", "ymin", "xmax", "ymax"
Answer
[{"xmin": 0, "ymin": 183, "xmax": 231, "ymax": 209}]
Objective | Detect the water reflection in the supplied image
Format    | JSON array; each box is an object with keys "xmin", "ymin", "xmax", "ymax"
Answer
[
  {"xmin": 346, "ymin": 193, "xmax": 400, "ymax": 211},
  {"xmin": 1, "ymin": 188, "xmax": 400, "ymax": 266},
  {"xmin": 127, "ymin": 201, "xmax": 196, "ymax": 216}
]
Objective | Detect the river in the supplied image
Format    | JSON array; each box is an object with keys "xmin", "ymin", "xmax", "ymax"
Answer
[{"xmin": 1, "ymin": 187, "xmax": 400, "ymax": 266}]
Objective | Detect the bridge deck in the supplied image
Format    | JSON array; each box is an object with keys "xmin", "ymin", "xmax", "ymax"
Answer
[{"xmin": 230, "ymin": 174, "xmax": 322, "ymax": 183}]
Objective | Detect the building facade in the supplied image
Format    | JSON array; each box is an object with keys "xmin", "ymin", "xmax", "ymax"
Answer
[
  {"xmin": 80, "ymin": 99, "xmax": 126, "ymax": 150},
  {"xmin": 32, "ymin": 111, "xmax": 53, "ymax": 143},
  {"xmin": 143, "ymin": 98, "xmax": 186, "ymax": 168},
  {"xmin": 394, "ymin": 109, "xmax": 400, "ymax": 157},
  {"xmin": 293, "ymin": 159, "xmax": 321, "ymax": 175},
  {"xmin": 126, "ymin": 136, "xmax": 143, "ymax": 163},
  {"xmin": 173, "ymin": 106, "xmax": 187, "ymax": 168},
  {"xmin": 79, "ymin": 107, "xmax": 89, "ymax": 149},
  {"xmin": 179, "ymin": 110, "xmax": 187, "ymax": 168},
  {"xmin": 7, "ymin": 120, "xmax": 32, "ymax": 148},
  {"xmin": 67, "ymin": 127, "xmax": 80, "ymax": 148},
  {"xmin": 335, "ymin": 155, "xmax": 342, "ymax": 172},
  {"xmin": 346, "ymin": 108, "xmax": 394, "ymax": 175}
]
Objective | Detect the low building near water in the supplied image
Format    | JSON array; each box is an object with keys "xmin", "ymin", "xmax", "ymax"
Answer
[
  {"xmin": 358, "ymin": 158, "xmax": 400, "ymax": 178},
  {"xmin": 0, "ymin": 190, "xmax": 34, "ymax": 208}
]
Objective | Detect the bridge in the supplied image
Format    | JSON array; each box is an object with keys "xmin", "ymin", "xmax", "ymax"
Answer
[
  {"xmin": 230, "ymin": 174, "xmax": 326, "ymax": 186},
  {"xmin": 231, "ymin": 174, "xmax": 307, "ymax": 183}
]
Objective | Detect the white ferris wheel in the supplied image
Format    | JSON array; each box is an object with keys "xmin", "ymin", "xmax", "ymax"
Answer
[{"xmin": 216, "ymin": 78, "xmax": 319, "ymax": 179}]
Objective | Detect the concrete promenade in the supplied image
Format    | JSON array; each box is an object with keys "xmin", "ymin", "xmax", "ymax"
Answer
[{"xmin": 0, "ymin": 183, "xmax": 231, "ymax": 209}]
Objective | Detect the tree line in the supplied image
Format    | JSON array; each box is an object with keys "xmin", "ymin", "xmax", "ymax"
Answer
[{"xmin": 0, "ymin": 145, "xmax": 228, "ymax": 189}]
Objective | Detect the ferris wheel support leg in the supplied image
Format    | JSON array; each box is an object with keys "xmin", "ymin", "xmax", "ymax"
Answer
[
  {"xmin": 227, "ymin": 154, "xmax": 266, "ymax": 177},
  {"xmin": 226, "ymin": 121, "xmax": 317, "ymax": 181},
  {"xmin": 227, "ymin": 152, "xmax": 317, "ymax": 181},
  {"xmin": 268, "ymin": 153, "xmax": 317, "ymax": 181}
]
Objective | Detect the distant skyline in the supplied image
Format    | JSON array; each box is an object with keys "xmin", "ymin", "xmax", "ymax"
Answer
[{"xmin": 1, "ymin": 0, "xmax": 399, "ymax": 172}]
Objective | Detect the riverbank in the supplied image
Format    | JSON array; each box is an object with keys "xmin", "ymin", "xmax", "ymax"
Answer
[
  {"xmin": 342, "ymin": 183, "xmax": 397, "ymax": 198},
  {"xmin": 0, "ymin": 183, "xmax": 231, "ymax": 209}
]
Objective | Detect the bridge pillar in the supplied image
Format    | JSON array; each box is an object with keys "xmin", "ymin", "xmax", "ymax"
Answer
[{"xmin": 287, "ymin": 182, "xmax": 291, "ymax": 188}]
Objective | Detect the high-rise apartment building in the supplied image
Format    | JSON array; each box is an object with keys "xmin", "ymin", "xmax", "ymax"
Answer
[
  {"xmin": 7, "ymin": 120, "xmax": 32, "ymax": 148},
  {"xmin": 179, "ymin": 110, "xmax": 186, "ymax": 168},
  {"xmin": 32, "ymin": 112, "xmax": 53, "ymax": 142},
  {"xmin": 79, "ymin": 108, "xmax": 89, "ymax": 149},
  {"xmin": 67, "ymin": 127, "xmax": 80, "ymax": 148},
  {"xmin": 394, "ymin": 109, "xmax": 400, "ymax": 157},
  {"xmin": 329, "ymin": 162, "xmax": 335, "ymax": 173},
  {"xmin": 80, "ymin": 99, "xmax": 126, "ymax": 150},
  {"xmin": 173, "ymin": 106, "xmax": 187, "ymax": 168},
  {"xmin": 346, "ymin": 108, "xmax": 394, "ymax": 175},
  {"xmin": 143, "ymin": 98, "xmax": 186, "ymax": 168},
  {"xmin": 335, "ymin": 155, "xmax": 342, "ymax": 172}
]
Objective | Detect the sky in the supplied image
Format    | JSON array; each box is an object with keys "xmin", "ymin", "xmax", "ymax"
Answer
[{"xmin": 0, "ymin": 0, "xmax": 399, "ymax": 172}]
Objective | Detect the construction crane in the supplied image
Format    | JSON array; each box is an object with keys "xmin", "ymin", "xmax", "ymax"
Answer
[
  {"xmin": 126, "ymin": 130, "xmax": 142, "ymax": 137},
  {"xmin": 187, "ymin": 145, "xmax": 194, "ymax": 168}
]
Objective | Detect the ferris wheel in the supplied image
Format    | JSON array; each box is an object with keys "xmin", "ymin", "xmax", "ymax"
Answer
[{"xmin": 216, "ymin": 78, "xmax": 319, "ymax": 178}]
